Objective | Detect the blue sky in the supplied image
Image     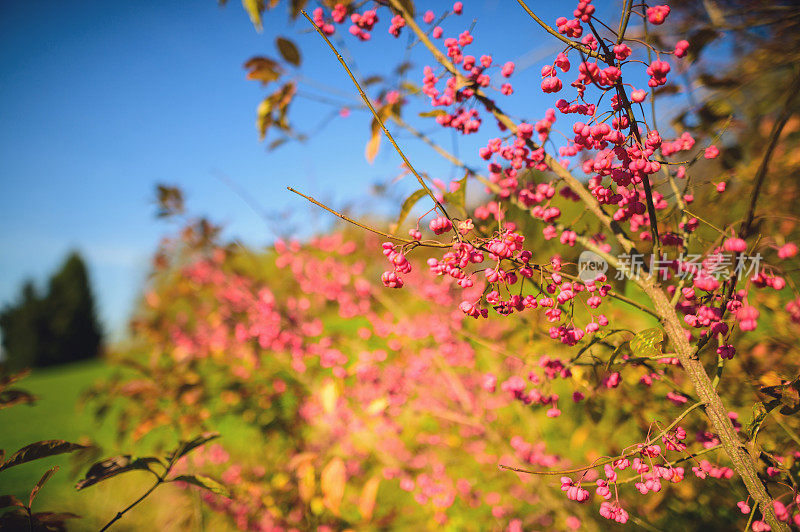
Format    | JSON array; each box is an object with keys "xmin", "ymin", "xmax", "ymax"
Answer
[{"xmin": 1, "ymin": 0, "xmax": 632, "ymax": 337}]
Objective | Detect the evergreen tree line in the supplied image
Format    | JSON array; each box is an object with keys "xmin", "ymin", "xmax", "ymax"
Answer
[{"xmin": 0, "ymin": 251, "xmax": 103, "ymax": 370}]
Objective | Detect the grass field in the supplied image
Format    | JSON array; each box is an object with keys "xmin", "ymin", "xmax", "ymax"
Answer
[
  {"xmin": 1, "ymin": 358, "xmax": 274, "ymax": 531},
  {"xmin": 0, "ymin": 360, "xmax": 113, "ymax": 499},
  {"xmin": 0, "ymin": 360, "xmax": 185, "ymax": 530}
]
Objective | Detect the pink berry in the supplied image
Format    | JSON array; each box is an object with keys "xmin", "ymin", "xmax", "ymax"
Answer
[{"xmin": 704, "ymin": 145, "xmax": 720, "ymax": 159}]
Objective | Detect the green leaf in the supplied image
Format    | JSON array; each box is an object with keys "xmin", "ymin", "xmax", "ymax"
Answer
[
  {"xmin": 746, "ymin": 401, "xmax": 770, "ymax": 441},
  {"xmin": 0, "ymin": 440, "xmax": 87, "ymax": 472},
  {"xmin": 276, "ymin": 37, "xmax": 301, "ymax": 66},
  {"xmin": 29, "ymin": 466, "xmax": 58, "ymax": 507},
  {"xmin": 418, "ymin": 109, "xmax": 448, "ymax": 118},
  {"xmin": 75, "ymin": 456, "xmax": 161, "ymax": 490},
  {"xmin": 394, "ymin": 188, "xmax": 427, "ymax": 231},
  {"xmin": 443, "ymin": 172, "xmax": 468, "ymax": 212},
  {"xmin": 172, "ymin": 474, "xmax": 230, "ymax": 497},
  {"xmin": 606, "ymin": 341, "xmax": 631, "ymax": 371},
  {"xmin": 630, "ymin": 328, "xmax": 663, "ymax": 358},
  {"xmin": 167, "ymin": 432, "xmax": 220, "ymax": 463}
]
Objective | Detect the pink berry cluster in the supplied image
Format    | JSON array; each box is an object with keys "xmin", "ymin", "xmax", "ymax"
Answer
[{"xmin": 381, "ymin": 242, "xmax": 411, "ymax": 288}]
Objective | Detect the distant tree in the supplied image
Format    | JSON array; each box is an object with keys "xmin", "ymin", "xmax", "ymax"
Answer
[
  {"xmin": 0, "ymin": 281, "xmax": 48, "ymax": 371},
  {"xmin": 0, "ymin": 251, "xmax": 103, "ymax": 370}
]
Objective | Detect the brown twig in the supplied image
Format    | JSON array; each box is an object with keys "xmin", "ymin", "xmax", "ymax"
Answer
[
  {"xmin": 287, "ymin": 187, "xmax": 450, "ymax": 248},
  {"xmin": 516, "ymin": 0, "xmax": 603, "ymax": 59},
  {"xmin": 500, "ymin": 401, "xmax": 704, "ymax": 476},
  {"xmin": 300, "ymin": 10, "xmax": 456, "ymax": 233}
]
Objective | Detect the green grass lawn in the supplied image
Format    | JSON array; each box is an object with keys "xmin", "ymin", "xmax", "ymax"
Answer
[
  {"xmin": 0, "ymin": 359, "xmax": 183, "ymax": 530},
  {"xmin": 0, "ymin": 360, "xmax": 114, "ymax": 500},
  {"xmin": 0, "ymin": 358, "xmax": 270, "ymax": 530}
]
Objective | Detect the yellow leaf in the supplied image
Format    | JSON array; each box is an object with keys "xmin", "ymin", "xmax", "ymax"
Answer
[
  {"xmin": 288, "ymin": 452, "xmax": 316, "ymax": 470},
  {"xmin": 366, "ymin": 397, "xmax": 388, "ymax": 416},
  {"xmin": 365, "ymin": 131, "xmax": 380, "ymax": 163},
  {"xmin": 297, "ymin": 462, "xmax": 315, "ymax": 503},
  {"xmin": 257, "ymin": 97, "xmax": 273, "ymax": 140},
  {"xmin": 320, "ymin": 380, "xmax": 337, "ymax": 414},
  {"xmin": 760, "ymin": 371, "xmax": 783, "ymax": 387},
  {"xmin": 358, "ymin": 476, "xmax": 380, "ymax": 521},
  {"xmin": 320, "ymin": 457, "xmax": 346, "ymax": 515},
  {"xmin": 241, "ymin": 0, "xmax": 265, "ymax": 31}
]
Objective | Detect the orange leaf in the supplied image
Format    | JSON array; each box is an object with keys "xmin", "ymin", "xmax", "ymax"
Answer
[
  {"xmin": 358, "ymin": 476, "xmax": 380, "ymax": 521},
  {"xmin": 365, "ymin": 131, "xmax": 380, "ymax": 164},
  {"xmin": 320, "ymin": 457, "xmax": 345, "ymax": 515},
  {"xmin": 297, "ymin": 462, "xmax": 315, "ymax": 503},
  {"xmin": 244, "ymin": 57, "xmax": 282, "ymax": 85}
]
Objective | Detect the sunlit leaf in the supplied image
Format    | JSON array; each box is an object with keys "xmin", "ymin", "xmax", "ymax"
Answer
[
  {"xmin": 365, "ymin": 129, "xmax": 381, "ymax": 163},
  {"xmin": 320, "ymin": 457, "xmax": 345, "ymax": 515},
  {"xmin": 358, "ymin": 476, "xmax": 380, "ymax": 521},
  {"xmin": 257, "ymin": 97, "xmax": 274, "ymax": 140},
  {"xmin": 366, "ymin": 397, "xmax": 388, "ymax": 416},
  {"xmin": 400, "ymin": 81, "xmax": 421, "ymax": 94},
  {"xmin": 297, "ymin": 462, "xmax": 315, "ymax": 502},
  {"xmin": 320, "ymin": 380, "xmax": 337, "ymax": 414},
  {"xmin": 0, "ymin": 441, "xmax": 87, "ymax": 472},
  {"xmin": 242, "ymin": 0, "xmax": 266, "ymax": 31},
  {"xmin": 443, "ymin": 172, "xmax": 467, "ymax": 212},
  {"xmin": 172, "ymin": 474, "xmax": 230, "ymax": 497},
  {"xmin": 288, "ymin": 452, "xmax": 316, "ymax": 470},
  {"xmin": 630, "ymin": 328, "xmax": 663, "ymax": 358},
  {"xmin": 29, "ymin": 466, "xmax": 58, "ymax": 507},
  {"xmin": 394, "ymin": 188, "xmax": 426, "ymax": 230}
]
